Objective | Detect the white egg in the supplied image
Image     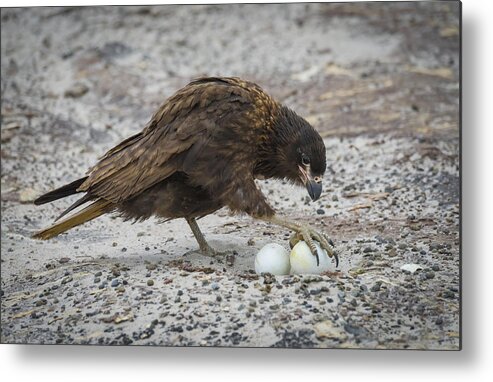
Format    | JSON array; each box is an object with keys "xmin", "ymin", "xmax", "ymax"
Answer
[
  {"xmin": 290, "ymin": 241, "xmax": 332, "ymax": 274},
  {"xmin": 254, "ymin": 243, "xmax": 290, "ymax": 275}
]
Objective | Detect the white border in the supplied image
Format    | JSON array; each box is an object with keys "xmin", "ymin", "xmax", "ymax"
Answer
[{"xmin": 1, "ymin": 1, "xmax": 492, "ymax": 381}]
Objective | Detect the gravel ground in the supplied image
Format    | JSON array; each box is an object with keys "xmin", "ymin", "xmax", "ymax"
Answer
[{"xmin": 1, "ymin": 3, "xmax": 460, "ymax": 349}]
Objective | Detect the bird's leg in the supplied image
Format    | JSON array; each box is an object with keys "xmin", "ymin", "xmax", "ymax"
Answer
[
  {"xmin": 261, "ymin": 215, "xmax": 338, "ymax": 267},
  {"xmin": 186, "ymin": 217, "xmax": 222, "ymax": 257}
]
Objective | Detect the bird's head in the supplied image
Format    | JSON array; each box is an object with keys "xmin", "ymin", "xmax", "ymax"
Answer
[
  {"xmin": 292, "ymin": 138, "xmax": 326, "ymax": 201},
  {"xmin": 257, "ymin": 106, "xmax": 327, "ymax": 201}
]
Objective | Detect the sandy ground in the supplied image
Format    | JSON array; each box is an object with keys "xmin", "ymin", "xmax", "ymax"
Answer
[{"xmin": 1, "ymin": 3, "xmax": 460, "ymax": 349}]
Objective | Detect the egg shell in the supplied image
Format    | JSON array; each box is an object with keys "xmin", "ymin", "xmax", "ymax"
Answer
[
  {"xmin": 290, "ymin": 241, "xmax": 332, "ymax": 275},
  {"xmin": 254, "ymin": 243, "xmax": 290, "ymax": 275}
]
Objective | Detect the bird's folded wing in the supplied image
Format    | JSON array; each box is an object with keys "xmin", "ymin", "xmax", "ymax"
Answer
[
  {"xmin": 78, "ymin": 116, "xmax": 205, "ymax": 203},
  {"xmin": 78, "ymin": 79, "xmax": 254, "ymax": 203}
]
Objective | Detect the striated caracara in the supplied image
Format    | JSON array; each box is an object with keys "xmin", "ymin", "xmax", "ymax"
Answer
[{"xmin": 33, "ymin": 77, "xmax": 338, "ymax": 266}]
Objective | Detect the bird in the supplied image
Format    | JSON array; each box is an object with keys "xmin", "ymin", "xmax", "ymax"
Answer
[{"xmin": 32, "ymin": 76, "xmax": 338, "ymax": 266}]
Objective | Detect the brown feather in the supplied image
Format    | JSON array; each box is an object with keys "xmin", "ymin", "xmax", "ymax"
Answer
[
  {"xmin": 78, "ymin": 77, "xmax": 261, "ymax": 203},
  {"xmin": 32, "ymin": 199, "xmax": 114, "ymax": 240}
]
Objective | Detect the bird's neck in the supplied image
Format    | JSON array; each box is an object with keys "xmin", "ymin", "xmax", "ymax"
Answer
[{"xmin": 254, "ymin": 116, "xmax": 297, "ymax": 180}]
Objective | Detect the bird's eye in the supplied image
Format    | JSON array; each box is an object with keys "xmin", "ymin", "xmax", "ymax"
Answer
[{"xmin": 301, "ymin": 155, "xmax": 310, "ymax": 166}]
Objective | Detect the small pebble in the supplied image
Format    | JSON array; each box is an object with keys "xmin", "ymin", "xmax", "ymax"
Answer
[
  {"xmin": 35, "ymin": 299, "xmax": 47, "ymax": 306},
  {"xmin": 370, "ymin": 283, "xmax": 382, "ymax": 292},
  {"xmin": 425, "ymin": 271, "xmax": 435, "ymax": 280},
  {"xmin": 443, "ymin": 290, "xmax": 455, "ymax": 299},
  {"xmin": 146, "ymin": 263, "xmax": 157, "ymax": 271},
  {"xmin": 64, "ymin": 83, "xmax": 89, "ymax": 98}
]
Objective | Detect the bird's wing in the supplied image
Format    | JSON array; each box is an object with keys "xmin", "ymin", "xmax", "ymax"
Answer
[{"xmin": 78, "ymin": 78, "xmax": 255, "ymax": 203}]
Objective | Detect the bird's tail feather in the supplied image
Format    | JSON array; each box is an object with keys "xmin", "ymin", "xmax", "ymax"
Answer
[
  {"xmin": 34, "ymin": 177, "xmax": 88, "ymax": 205},
  {"xmin": 32, "ymin": 199, "xmax": 114, "ymax": 240}
]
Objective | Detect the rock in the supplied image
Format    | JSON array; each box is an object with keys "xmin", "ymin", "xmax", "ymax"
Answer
[
  {"xmin": 146, "ymin": 263, "xmax": 157, "ymax": 271},
  {"xmin": 316, "ymin": 208, "xmax": 325, "ymax": 215},
  {"xmin": 344, "ymin": 323, "xmax": 370, "ymax": 337},
  {"xmin": 99, "ymin": 42, "xmax": 132, "ymax": 59},
  {"xmin": 64, "ymin": 83, "xmax": 89, "ymax": 98},
  {"xmin": 370, "ymin": 282, "xmax": 381, "ymax": 292},
  {"xmin": 425, "ymin": 271, "xmax": 435, "ymax": 279},
  {"xmin": 291, "ymin": 65, "xmax": 322, "ymax": 82},
  {"xmin": 262, "ymin": 273, "xmax": 276, "ymax": 285},
  {"xmin": 35, "ymin": 299, "xmax": 47, "ymax": 306},
  {"xmin": 61, "ymin": 276, "xmax": 73, "ymax": 284},
  {"xmin": 1, "ymin": 121, "xmax": 21, "ymax": 143},
  {"xmin": 111, "ymin": 269, "xmax": 121, "ymax": 277},
  {"xmin": 226, "ymin": 252, "xmax": 235, "ymax": 266},
  {"xmin": 111, "ymin": 279, "xmax": 120, "ymax": 287},
  {"xmin": 19, "ymin": 188, "xmax": 38, "ymax": 203},
  {"xmin": 147, "ymin": 279, "xmax": 154, "ymax": 286},
  {"xmin": 314, "ymin": 320, "xmax": 347, "ymax": 341},
  {"xmin": 443, "ymin": 290, "xmax": 455, "ymax": 299},
  {"xmin": 351, "ymin": 289, "xmax": 361, "ymax": 297},
  {"xmin": 400, "ymin": 264, "xmax": 423, "ymax": 274},
  {"xmin": 387, "ymin": 248, "xmax": 397, "ymax": 257}
]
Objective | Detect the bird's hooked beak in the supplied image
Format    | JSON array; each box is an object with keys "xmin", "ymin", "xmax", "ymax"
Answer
[{"xmin": 299, "ymin": 166, "xmax": 322, "ymax": 201}]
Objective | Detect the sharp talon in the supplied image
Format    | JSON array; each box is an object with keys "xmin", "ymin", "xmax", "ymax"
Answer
[
  {"xmin": 316, "ymin": 251, "xmax": 320, "ymax": 266},
  {"xmin": 334, "ymin": 251, "xmax": 339, "ymax": 268},
  {"xmin": 329, "ymin": 239, "xmax": 335, "ymax": 247}
]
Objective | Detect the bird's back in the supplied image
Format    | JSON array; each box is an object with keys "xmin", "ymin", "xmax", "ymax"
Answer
[{"xmin": 78, "ymin": 77, "xmax": 278, "ymax": 204}]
